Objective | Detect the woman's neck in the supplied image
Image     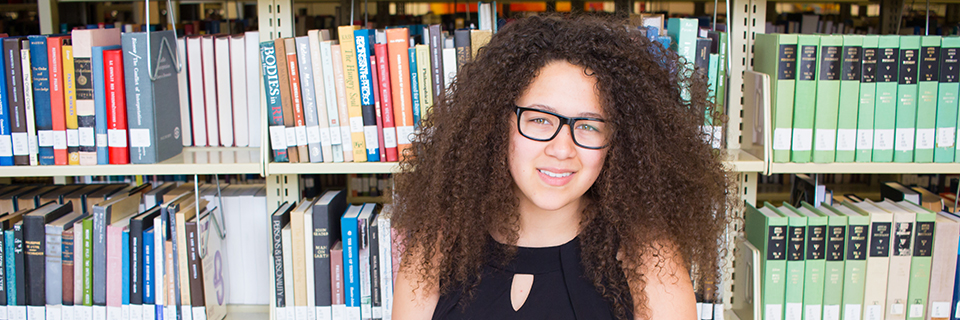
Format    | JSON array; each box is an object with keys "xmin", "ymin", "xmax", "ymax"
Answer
[{"xmin": 514, "ymin": 198, "xmax": 583, "ymax": 248}]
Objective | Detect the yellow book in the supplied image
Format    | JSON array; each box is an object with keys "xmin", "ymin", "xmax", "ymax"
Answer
[
  {"xmin": 338, "ymin": 25, "xmax": 367, "ymax": 162},
  {"xmin": 470, "ymin": 30, "xmax": 492, "ymax": 59},
  {"xmin": 62, "ymin": 44, "xmax": 79, "ymax": 165},
  {"xmin": 415, "ymin": 44, "xmax": 433, "ymax": 120}
]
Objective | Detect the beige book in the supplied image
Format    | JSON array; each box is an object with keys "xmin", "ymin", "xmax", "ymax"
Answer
[
  {"xmin": 291, "ymin": 198, "xmax": 317, "ymax": 316},
  {"xmin": 911, "ymin": 186, "xmax": 945, "ymax": 213},
  {"xmin": 873, "ymin": 199, "xmax": 916, "ymax": 320},
  {"xmin": 469, "ymin": 30, "xmax": 492, "ymax": 59},
  {"xmin": 929, "ymin": 212, "xmax": 960, "ymax": 320},
  {"xmin": 849, "ymin": 200, "xmax": 894, "ymax": 320}
]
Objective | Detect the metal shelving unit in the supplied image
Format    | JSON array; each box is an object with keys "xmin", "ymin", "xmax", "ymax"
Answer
[{"xmin": 0, "ymin": 147, "xmax": 260, "ymax": 177}]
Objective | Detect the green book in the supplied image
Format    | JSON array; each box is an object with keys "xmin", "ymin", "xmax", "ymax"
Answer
[
  {"xmin": 915, "ymin": 36, "xmax": 940, "ymax": 163},
  {"xmin": 897, "ymin": 201, "xmax": 936, "ymax": 320},
  {"xmin": 857, "ymin": 36, "xmax": 880, "ymax": 162},
  {"xmin": 706, "ymin": 52, "xmax": 720, "ymax": 147},
  {"xmin": 894, "ymin": 36, "xmax": 921, "ymax": 163},
  {"xmin": 836, "ymin": 35, "xmax": 863, "ymax": 163},
  {"xmin": 778, "ymin": 202, "xmax": 809, "ymax": 319},
  {"xmin": 715, "ymin": 31, "xmax": 728, "ymax": 132},
  {"xmin": 82, "ymin": 216, "xmax": 92, "ymax": 306},
  {"xmin": 754, "ymin": 33, "xmax": 799, "ymax": 163},
  {"xmin": 936, "ymin": 37, "xmax": 960, "ymax": 162},
  {"xmin": 837, "ymin": 202, "xmax": 870, "ymax": 320},
  {"xmin": 667, "ymin": 18, "xmax": 698, "ymax": 76},
  {"xmin": 873, "ymin": 35, "xmax": 900, "ymax": 162},
  {"xmin": 813, "ymin": 35, "xmax": 843, "ymax": 163},
  {"xmin": 818, "ymin": 203, "xmax": 848, "ymax": 320},
  {"xmin": 792, "ymin": 35, "xmax": 821, "ymax": 163},
  {"xmin": 794, "ymin": 203, "xmax": 828, "ymax": 319},
  {"xmin": 747, "ymin": 202, "xmax": 789, "ymax": 320}
]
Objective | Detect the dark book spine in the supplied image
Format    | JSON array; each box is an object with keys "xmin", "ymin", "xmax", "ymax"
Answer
[
  {"xmin": 4, "ymin": 38, "xmax": 28, "ymax": 165},
  {"xmin": 74, "ymin": 49, "xmax": 95, "ymax": 158},
  {"xmin": 826, "ymin": 225, "xmax": 845, "ymax": 261},
  {"xmin": 185, "ymin": 221, "xmax": 203, "ymax": 307},
  {"xmin": 0, "ymin": 229, "xmax": 6, "ymax": 306},
  {"xmin": 428, "ymin": 25, "xmax": 443, "ymax": 99},
  {"xmin": 14, "ymin": 224, "xmax": 25, "ymax": 306},
  {"xmin": 23, "ymin": 215, "xmax": 45, "ymax": 306},
  {"xmin": 870, "ymin": 222, "xmax": 892, "ymax": 257},
  {"xmin": 129, "ymin": 217, "xmax": 142, "ymax": 305},
  {"xmin": 312, "ymin": 204, "xmax": 331, "ymax": 307},
  {"xmin": 28, "ymin": 35, "xmax": 53, "ymax": 166},
  {"xmin": 787, "ymin": 226, "xmax": 805, "ymax": 261},
  {"xmin": 369, "ymin": 219, "xmax": 381, "ymax": 317},
  {"xmin": 62, "ymin": 229, "xmax": 74, "ymax": 306},
  {"xmin": 261, "ymin": 41, "xmax": 289, "ymax": 163},
  {"xmin": 92, "ymin": 206, "xmax": 106, "ymax": 306},
  {"xmin": 355, "ymin": 31, "xmax": 379, "ymax": 162},
  {"xmin": 914, "ymin": 221, "xmax": 934, "ymax": 257},
  {"xmin": 805, "ymin": 224, "xmax": 826, "ymax": 261},
  {"xmin": 454, "ymin": 30, "xmax": 471, "ymax": 71},
  {"xmin": 272, "ymin": 212, "xmax": 287, "ymax": 308}
]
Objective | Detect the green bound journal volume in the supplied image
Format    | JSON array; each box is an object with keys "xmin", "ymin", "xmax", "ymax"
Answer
[
  {"xmin": 873, "ymin": 35, "xmax": 900, "ymax": 162},
  {"xmin": 793, "ymin": 35, "xmax": 821, "ymax": 163},
  {"xmin": 894, "ymin": 36, "xmax": 920, "ymax": 163},
  {"xmin": 857, "ymin": 36, "xmax": 880, "ymax": 162},
  {"xmin": 836, "ymin": 35, "xmax": 863, "ymax": 163},
  {"xmin": 914, "ymin": 36, "xmax": 940, "ymax": 163},
  {"xmin": 813, "ymin": 35, "xmax": 843, "ymax": 163},
  {"xmin": 755, "ymin": 34, "xmax": 799, "ymax": 163}
]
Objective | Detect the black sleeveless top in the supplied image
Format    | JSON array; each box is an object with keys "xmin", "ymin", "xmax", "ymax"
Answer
[{"xmin": 432, "ymin": 237, "xmax": 617, "ymax": 320}]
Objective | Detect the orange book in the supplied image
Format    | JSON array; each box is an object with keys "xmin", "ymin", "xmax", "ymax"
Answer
[
  {"xmin": 284, "ymin": 38, "xmax": 309, "ymax": 163},
  {"xmin": 48, "ymin": 36, "xmax": 70, "ymax": 165},
  {"xmin": 385, "ymin": 28, "xmax": 414, "ymax": 160},
  {"xmin": 274, "ymin": 38, "xmax": 300, "ymax": 163}
]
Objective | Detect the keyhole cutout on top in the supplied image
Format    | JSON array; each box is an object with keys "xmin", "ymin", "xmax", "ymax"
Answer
[{"xmin": 511, "ymin": 274, "xmax": 534, "ymax": 311}]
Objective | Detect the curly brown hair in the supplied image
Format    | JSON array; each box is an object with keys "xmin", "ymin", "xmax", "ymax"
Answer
[{"xmin": 392, "ymin": 14, "xmax": 734, "ymax": 319}]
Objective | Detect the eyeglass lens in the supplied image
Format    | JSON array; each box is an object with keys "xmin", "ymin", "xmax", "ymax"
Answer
[{"xmin": 518, "ymin": 109, "xmax": 608, "ymax": 148}]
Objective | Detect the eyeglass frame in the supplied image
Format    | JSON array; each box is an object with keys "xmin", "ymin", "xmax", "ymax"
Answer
[{"xmin": 513, "ymin": 105, "xmax": 610, "ymax": 150}]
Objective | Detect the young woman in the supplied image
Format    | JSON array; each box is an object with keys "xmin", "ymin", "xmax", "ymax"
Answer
[{"xmin": 391, "ymin": 15, "xmax": 733, "ymax": 320}]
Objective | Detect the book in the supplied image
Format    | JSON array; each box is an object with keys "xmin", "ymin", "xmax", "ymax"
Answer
[
  {"xmin": 454, "ymin": 29, "xmax": 470, "ymax": 72},
  {"xmin": 774, "ymin": 203, "xmax": 806, "ymax": 320},
  {"xmin": 373, "ymin": 41, "xmax": 398, "ymax": 162},
  {"xmin": 4, "ymin": 37, "xmax": 29, "ymax": 165},
  {"xmin": 120, "ymin": 31, "xmax": 184, "ymax": 164},
  {"xmin": 415, "ymin": 44, "xmax": 433, "ymax": 122},
  {"xmin": 791, "ymin": 35, "xmax": 819, "ymax": 163},
  {"xmin": 273, "ymin": 38, "xmax": 300, "ymax": 163},
  {"xmin": 929, "ymin": 212, "xmax": 959, "ymax": 320},
  {"xmin": 340, "ymin": 205, "xmax": 362, "ymax": 320},
  {"xmin": 200, "ymin": 35, "xmax": 219, "ymax": 147},
  {"xmin": 855, "ymin": 35, "xmax": 880, "ymax": 162},
  {"xmin": 874, "ymin": 35, "xmax": 900, "ymax": 162},
  {"xmin": 331, "ymin": 241, "xmax": 345, "ymax": 319},
  {"xmin": 385, "ymin": 28, "xmax": 414, "ymax": 161},
  {"xmin": 184, "ymin": 217, "xmax": 205, "ymax": 320},
  {"xmin": 244, "ymin": 31, "xmax": 262, "ymax": 149},
  {"xmin": 198, "ymin": 208, "xmax": 227, "ymax": 320},
  {"xmin": 915, "ymin": 36, "xmax": 941, "ymax": 163},
  {"xmin": 24, "ymin": 201, "xmax": 73, "ymax": 309},
  {"xmin": 338, "ymin": 26, "xmax": 367, "ymax": 162},
  {"xmin": 0, "ymin": 36, "xmax": 13, "ymax": 166},
  {"xmin": 28, "ymin": 35, "xmax": 54, "ymax": 166},
  {"xmin": 409, "ymin": 47, "xmax": 421, "ymax": 128},
  {"xmin": 103, "ymin": 48, "xmax": 129, "ymax": 165},
  {"xmin": 428, "ymin": 25, "xmax": 444, "ymax": 101},
  {"xmin": 319, "ymin": 39, "xmax": 345, "ymax": 163},
  {"xmin": 754, "ymin": 33, "xmax": 798, "ymax": 163},
  {"xmin": 331, "ymin": 45, "xmax": 353, "ymax": 163},
  {"xmin": 47, "ymin": 36, "xmax": 68, "ymax": 166},
  {"xmin": 796, "ymin": 203, "xmax": 828, "ymax": 320},
  {"xmin": 214, "ymin": 35, "xmax": 234, "ymax": 147},
  {"xmin": 91, "ymin": 44, "xmax": 121, "ymax": 165},
  {"xmin": 469, "ymin": 30, "xmax": 491, "ymax": 60},
  {"xmin": 313, "ymin": 190, "xmax": 345, "ymax": 319},
  {"xmin": 935, "ymin": 37, "xmax": 960, "ymax": 163},
  {"xmin": 290, "ymin": 198, "xmax": 316, "ymax": 320},
  {"xmin": 354, "ymin": 29, "xmax": 379, "ymax": 162},
  {"xmin": 369, "ymin": 56, "xmax": 386, "ymax": 163},
  {"xmin": 881, "ymin": 181, "xmax": 921, "ymax": 204},
  {"xmin": 873, "ymin": 200, "xmax": 916, "ymax": 320},
  {"xmin": 895, "ymin": 201, "xmax": 935, "ymax": 320},
  {"xmin": 260, "ymin": 41, "xmax": 289, "ymax": 163},
  {"xmin": 357, "ymin": 204, "xmax": 375, "ymax": 320},
  {"xmin": 848, "ymin": 201, "xmax": 892, "ymax": 318},
  {"xmin": 895, "ymin": 36, "xmax": 921, "ymax": 163},
  {"xmin": 22, "ymin": 40, "xmax": 40, "ymax": 167},
  {"xmin": 62, "ymin": 41, "xmax": 79, "ymax": 165},
  {"xmin": 92, "ymin": 193, "xmax": 141, "ymax": 312},
  {"xmin": 186, "ymin": 36, "xmax": 207, "ymax": 147},
  {"xmin": 376, "ymin": 206, "xmax": 393, "ymax": 320},
  {"xmin": 812, "ymin": 35, "xmax": 842, "ymax": 163},
  {"xmin": 835, "ymin": 35, "xmax": 862, "ymax": 162},
  {"xmin": 295, "ymin": 36, "xmax": 323, "ymax": 163},
  {"xmin": 176, "ymin": 37, "xmax": 192, "ymax": 147},
  {"xmin": 271, "ymin": 202, "xmax": 293, "ymax": 320},
  {"xmin": 61, "ymin": 227, "xmax": 74, "ymax": 320},
  {"xmin": 306, "ymin": 31, "xmax": 333, "ymax": 163}
]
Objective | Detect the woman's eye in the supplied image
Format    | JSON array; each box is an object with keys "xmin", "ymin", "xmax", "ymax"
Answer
[
  {"xmin": 531, "ymin": 118, "xmax": 551, "ymax": 125},
  {"xmin": 576, "ymin": 124, "xmax": 598, "ymax": 132}
]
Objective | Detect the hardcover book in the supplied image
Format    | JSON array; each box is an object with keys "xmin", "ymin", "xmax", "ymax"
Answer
[
  {"xmin": 813, "ymin": 35, "xmax": 842, "ymax": 163},
  {"xmin": 936, "ymin": 37, "xmax": 960, "ymax": 163},
  {"xmin": 260, "ymin": 41, "xmax": 289, "ymax": 162},
  {"xmin": 754, "ymin": 34, "xmax": 797, "ymax": 163},
  {"xmin": 28, "ymin": 35, "xmax": 54, "ymax": 166},
  {"xmin": 856, "ymin": 36, "xmax": 879, "ymax": 162},
  {"xmin": 791, "ymin": 35, "xmax": 820, "ymax": 163},
  {"xmin": 836, "ymin": 35, "xmax": 862, "ymax": 163},
  {"xmin": 338, "ymin": 25, "xmax": 368, "ymax": 162},
  {"xmin": 873, "ymin": 35, "xmax": 900, "ymax": 162},
  {"xmin": 915, "ymin": 36, "xmax": 940, "ymax": 163},
  {"xmin": 894, "ymin": 36, "xmax": 921, "ymax": 163}
]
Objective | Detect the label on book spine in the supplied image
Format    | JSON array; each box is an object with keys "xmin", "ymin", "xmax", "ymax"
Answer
[
  {"xmin": 364, "ymin": 126, "xmax": 378, "ymax": 151},
  {"xmin": 107, "ymin": 129, "xmax": 127, "ymax": 148},
  {"xmin": 78, "ymin": 127, "xmax": 94, "ymax": 147},
  {"xmin": 349, "ymin": 117, "xmax": 363, "ymax": 133},
  {"xmin": 66, "ymin": 129, "xmax": 79, "ymax": 147},
  {"xmin": 45, "ymin": 305, "xmax": 61, "ymax": 320},
  {"xmin": 270, "ymin": 126, "xmax": 287, "ymax": 150},
  {"xmin": 785, "ymin": 302, "xmax": 802, "ymax": 320},
  {"xmin": 396, "ymin": 126, "xmax": 414, "ymax": 145},
  {"xmin": 917, "ymin": 128, "xmax": 935, "ymax": 149},
  {"xmin": 295, "ymin": 126, "xmax": 307, "ymax": 146},
  {"xmin": 129, "ymin": 129, "xmax": 151, "ymax": 147},
  {"xmin": 837, "ymin": 129, "xmax": 857, "ymax": 151},
  {"xmin": 892, "ymin": 303, "xmax": 905, "ymax": 314},
  {"xmin": 0, "ymin": 135, "xmax": 12, "ymax": 157},
  {"xmin": 939, "ymin": 127, "xmax": 956, "ymax": 147},
  {"xmin": 805, "ymin": 305, "xmax": 822, "ymax": 320},
  {"xmin": 874, "ymin": 129, "xmax": 895, "ymax": 150},
  {"xmin": 792, "ymin": 128, "xmax": 813, "ymax": 151},
  {"xmin": 910, "ymin": 304, "xmax": 923, "ymax": 318},
  {"xmin": 895, "ymin": 129, "xmax": 915, "ymax": 151},
  {"xmin": 61, "ymin": 307, "xmax": 72, "ymax": 320},
  {"xmin": 26, "ymin": 306, "xmax": 43, "ymax": 320},
  {"xmin": 329, "ymin": 126, "xmax": 342, "ymax": 145},
  {"xmin": 931, "ymin": 302, "xmax": 950, "ymax": 317},
  {"xmin": 815, "ymin": 129, "xmax": 837, "ymax": 151},
  {"xmin": 53, "ymin": 131, "xmax": 67, "ymax": 149},
  {"xmin": 774, "ymin": 128, "xmax": 791, "ymax": 150},
  {"xmin": 320, "ymin": 127, "xmax": 332, "ymax": 147},
  {"xmin": 866, "ymin": 305, "xmax": 882, "ymax": 320},
  {"xmin": 383, "ymin": 128, "xmax": 397, "ymax": 149},
  {"xmin": 12, "ymin": 132, "xmax": 28, "ymax": 155},
  {"xmin": 316, "ymin": 306, "xmax": 332, "ymax": 320},
  {"xmin": 96, "ymin": 133, "xmax": 107, "ymax": 148},
  {"xmin": 38, "ymin": 130, "xmax": 54, "ymax": 147},
  {"xmin": 823, "ymin": 305, "xmax": 840, "ymax": 320},
  {"xmin": 765, "ymin": 304, "xmax": 783, "ymax": 320},
  {"xmin": 844, "ymin": 305, "xmax": 861, "ymax": 320},
  {"xmin": 857, "ymin": 129, "xmax": 874, "ymax": 150},
  {"xmin": 285, "ymin": 127, "xmax": 298, "ymax": 148},
  {"xmin": 307, "ymin": 126, "xmax": 321, "ymax": 144}
]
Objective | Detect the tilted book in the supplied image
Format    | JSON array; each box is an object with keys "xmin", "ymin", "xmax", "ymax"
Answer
[
  {"xmin": 812, "ymin": 35, "xmax": 842, "ymax": 163},
  {"xmin": 857, "ymin": 36, "xmax": 880, "ymax": 162},
  {"xmin": 873, "ymin": 35, "xmax": 900, "ymax": 162},
  {"xmin": 928, "ymin": 212, "xmax": 959, "ymax": 320},
  {"xmin": 915, "ymin": 36, "xmax": 940, "ymax": 163},
  {"xmin": 753, "ymin": 34, "xmax": 797, "ymax": 163},
  {"xmin": 894, "ymin": 36, "xmax": 920, "ymax": 163},
  {"xmin": 935, "ymin": 37, "xmax": 960, "ymax": 163},
  {"xmin": 835, "ymin": 35, "xmax": 862, "ymax": 163}
]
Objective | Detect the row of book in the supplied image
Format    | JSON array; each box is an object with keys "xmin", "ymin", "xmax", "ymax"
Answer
[
  {"xmin": 258, "ymin": 24, "xmax": 491, "ymax": 164},
  {"xmin": 747, "ymin": 197, "xmax": 959, "ymax": 320},
  {"xmin": 269, "ymin": 190, "xmax": 394, "ymax": 320},
  {"xmin": 0, "ymin": 180, "xmax": 271, "ymax": 320},
  {"xmin": 756, "ymin": 34, "xmax": 960, "ymax": 164}
]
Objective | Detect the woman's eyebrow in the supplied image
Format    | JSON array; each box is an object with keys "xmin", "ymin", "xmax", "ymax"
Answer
[{"xmin": 523, "ymin": 104, "xmax": 604, "ymax": 118}]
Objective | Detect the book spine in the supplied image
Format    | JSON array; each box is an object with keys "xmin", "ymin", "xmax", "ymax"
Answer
[
  {"xmin": 229, "ymin": 35, "xmax": 249, "ymax": 148},
  {"xmin": 813, "ymin": 35, "xmax": 842, "ymax": 163},
  {"xmin": 93, "ymin": 207, "xmax": 106, "ymax": 307},
  {"xmin": 338, "ymin": 26, "xmax": 367, "ymax": 162},
  {"xmin": 4, "ymin": 230, "xmax": 13, "ymax": 306},
  {"xmin": 369, "ymin": 219, "xmax": 381, "ymax": 319},
  {"xmin": 906, "ymin": 216, "xmax": 934, "ymax": 320},
  {"xmin": 177, "ymin": 37, "xmax": 192, "ymax": 147},
  {"xmin": 185, "ymin": 222, "xmax": 203, "ymax": 308},
  {"xmin": 377, "ymin": 216, "xmax": 393, "ymax": 320},
  {"xmin": 284, "ymin": 38, "xmax": 308, "ymax": 162},
  {"xmin": 358, "ymin": 216, "xmax": 371, "ymax": 320},
  {"xmin": 836, "ymin": 35, "xmax": 863, "ymax": 162},
  {"xmin": 355, "ymin": 30, "xmax": 379, "ymax": 163},
  {"xmin": 754, "ymin": 34, "xmax": 797, "ymax": 163},
  {"xmin": 92, "ymin": 45, "xmax": 118, "ymax": 165},
  {"xmin": 5, "ymin": 39, "xmax": 28, "ymax": 165},
  {"xmin": 47, "ymin": 37, "xmax": 68, "ymax": 165},
  {"xmin": 843, "ymin": 219, "xmax": 869, "ymax": 320},
  {"xmin": 341, "ymin": 213, "xmax": 359, "ymax": 312},
  {"xmin": 894, "ymin": 36, "xmax": 920, "ymax": 163},
  {"xmin": 21, "ymin": 44, "xmax": 38, "ymax": 166},
  {"xmin": 186, "ymin": 37, "xmax": 207, "ymax": 147},
  {"xmin": 915, "ymin": 36, "xmax": 941, "ymax": 163},
  {"xmin": 291, "ymin": 207, "xmax": 307, "ymax": 314},
  {"xmin": 887, "ymin": 212, "xmax": 915, "ymax": 319},
  {"xmin": 83, "ymin": 218, "xmax": 92, "ymax": 308},
  {"xmin": 307, "ymin": 31, "xmax": 332, "ymax": 162},
  {"xmin": 312, "ymin": 204, "xmax": 332, "ymax": 310},
  {"xmin": 295, "ymin": 36, "xmax": 323, "ymax": 163},
  {"xmin": 822, "ymin": 218, "xmax": 846, "ymax": 319},
  {"xmin": 74, "ymin": 39, "xmax": 97, "ymax": 166},
  {"xmin": 62, "ymin": 43, "xmax": 79, "ymax": 165},
  {"xmin": 784, "ymin": 217, "xmax": 806, "ymax": 320},
  {"xmin": 245, "ymin": 32, "xmax": 262, "ymax": 149},
  {"xmin": 385, "ymin": 28, "xmax": 413, "ymax": 162},
  {"xmin": 14, "ymin": 224, "xmax": 25, "ymax": 307},
  {"xmin": 63, "ymin": 229, "xmax": 74, "ymax": 308},
  {"xmin": 200, "ymin": 36, "xmax": 219, "ymax": 147},
  {"xmin": 105, "ymin": 226, "xmax": 121, "ymax": 314},
  {"xmin": 274, "ymin": 38, "xmax": 300, "ymax": 163},
  {"xmin": 302, "ymin": 207, "xmax": 316, "ymax": 320},
  {"xmin": 121, "ymin": 229, "xmax": 130, "ymax": 318},
  {"xmin": 864, "ymin": 218, "xmax": 892, "ymax": 318},
  {"xmin": 929, "ymin": 215, "xmax": 958, "ymax": 320},
  {"xmin": 369, "ymin": 56, "xmax": 386, "ymax": 163},
  {"xmin": 0, "ymin": 39, "xmax": 12, "ymax": 166},
  {"xmin": 873, "ymin": 35, "xmax": 900, "ymax": 162},
  {"xmin": 442, "ymin": 47, "xmax": 456, "ymax": 92},
  {"xmin": 408, "ymin": 48, "xmax": 421, "ymax": 128},
  {"xmin": 45, "ymin": 225, "xmax": 64, "ymax": 309},
  {"xmin": 0, "ymin": 229, "xmax": 6, "ymax": 306},
  {"xmin": 129, "ymin": 219, "xmax": 143, "ymax": 306},
  {"xmin": 23, "ymin": 215, "xmax": 45, "ymax": 306},
  {"xmin": 272, "ymin": 213, "xmax": 287, "ymax": 310},
  {"xmin": 331, "ymin": 45, "xmax": 354, "ymax": 163},
  {"xmin": 214, "ymin": 36, "xmax": 234, "ymax": 148},
  {"xmin": 29, "ymin": 35, "xmax": 54, "ymax": 166},
  {"xmin": 791, "ymin": 35, "xmax": 819, "ymax": 163},
  {"xmin": 143, "ymin": 228, "xmax": 153, "ymax": 309},
  {"xmin": 103, "ymin": 49, "xmax": 129, "ymax": 164},
  {"xmin": 428, "ymin": 25, "xmax": 444, "ymax": 100},
  {"xmin": 416, "ymin": 45, "xmax": 433, "ymax": 123},
  {"xmin": 331, "ymin": 243, "xmax": 344, "ymax": 319},
  {"xmin": 802, "ymin": 218, "xmax": 827, "ymax": 319},
  {"xmin": 857, "ymin": 36, "xmax": 879, "ymax": 162},
  {"xmin": 261, "ymin": 41, "xmax": 289, "ymax": 163},
  {"xmin": 122, "ymin": 33, "xmax": 154, "ymax": 164},
  {"xmin": 454, "ymin": 29, "xmax": 471, "ymax": 71},
  {"xmin": 319, "ymin": 41, "xmax": 345, "ymax": 163},
  {"xmin": 937, "ymin": 39, "xmax": 960, "ymax": 163},
  {"xmin": 374, "ymin": 44, "xmax": 398, "ymax": 162}
]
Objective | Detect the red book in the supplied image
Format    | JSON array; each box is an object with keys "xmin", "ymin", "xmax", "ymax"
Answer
[
  {"xmin": 284, "ymin": 38, "xmax": 308, "ymax": 162},
  {"xmin": 103, "ymin": 49, "xmax": 129, "ymax": 164},
  {"xmin": 386, "ymin": 29, "xmax": 414, "ymax": 161},
  {"xmin": 331, "ymin": 241, "xmax": 345, "ymax": 306},
  {"xmin": 48, "ymin": 35, "xmax": 70, "ymax": 165},
  {"xmin": 374, "ymin": 43, "xmax": 398, "ymax": 162},
  {"xmin": 369, "ymin": 56, "xmax": 386, "ymax": 162}
]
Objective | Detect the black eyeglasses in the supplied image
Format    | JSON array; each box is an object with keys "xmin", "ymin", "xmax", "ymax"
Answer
[{"xmin": 514, "ymin": 106, "xmax": 610, "ymax": 149}]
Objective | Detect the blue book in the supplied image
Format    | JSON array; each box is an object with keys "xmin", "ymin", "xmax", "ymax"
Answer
[
  {"xmin": 954, "ymin": 253, "xmax": 960, "ymax": 320},
  {"xmin": 4, "ymin": 230, "xmax": 13, "ymax": 306},
  {"xmin": 91, "ymin": 45, "xmax": 120, "ymax": 165},
  {"xmin": 409, "ymin": 47, "xmax": 421, "ymax": 128},
  {"xmin": 122, "ymin": 230, "xmax": 129, "ymax": 308},
  {"xmin": 354, "ymin": 29, "xmax": 380, "ymax": 162},
  {"xmin": 0, "ymin": 37, "xmax": 13, "ymax": 166},
  {"xmin": 143, "ymin": 227, "xmax": 153, "ymax": 305},
  {"xmin": 28, "ymin": 35, "xmax": 54, "ymax": 165},
  {"xmin": 340, "ymin": 205, "xmax": 362, "ymax": 317},
  {"xmin": 260, "ymin": 41, "xmax": 289, "ymax": 163}
]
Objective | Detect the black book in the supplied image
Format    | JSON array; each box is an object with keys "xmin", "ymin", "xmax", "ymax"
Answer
[
  {"xmin": 428, "ymin": 24, "xmax": 444, "ymax": 98},
  {"xmin": 695, "ymin": 37, "xmax": 711, "ymax": 77},
  {"xmin": 185, "ymin": 216, "xmax": 204, "ymax": 308},
  {"xmin": 454, "ymin": 29, "xmax": 471, "ymax": 72},
  {"xmin": 92, "ymin": 193, "xmax": 140, "ymax": 306},
  {"xmin": 129, "ymin": 205, "xmax": 161, "ymax": 305},
  {"xmin": 271, "ymin": 202, "xmax": 293, "ymax": 309},
  {"xmin": 3, "ymin": 38, "xmax": 28, "ymax": 165},
  {"xmin": 369, "ymin": 212, "xmax": 381, "ymax": 318},
  {"xmin": 22, "ymin": 201, "xmax": 73, "ymax": 306},
  {"xmin": 14, "ymin": 221, "xmax": 25, "ymax": 306},
  {"xmin": 311, "ymin": 190, "xmax": 346, "ymax": 309}
]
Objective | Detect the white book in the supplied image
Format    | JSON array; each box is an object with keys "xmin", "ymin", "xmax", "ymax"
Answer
[
  {"xmin": 318, "ymin": 40, "xmax": 344, "ymax": 163},
  {"xmin": 129, "ymin": 304, "xmax": 141, "ymax": 320},
  {"xmin": 177, "ymin": 37, "xmax": 192, "ymax": 147},
  {"xmin": 244, "ymin": 31, "xmax": 262, "ymax": 148},
  {"xmin": 308, "ymin": 30, "xmax": 333, "ymax": 163},
  {"xmin": 62, "ymin": 306, "xmax": 73, "ymax": 320},
  {"xmin": 154, "ymin": 216, "xmax": 164, "ymax": 319},
  {"xmin": 186, "ymin": 36, "xmax": 207, "ymax": 147},
  {"xmin": 214, "ymin": 35, "xmax": 233, "ymax": 147},
  {"xmin": 330, "ymin": 45, "xmax": 353, "ymax": 162},
  {"xmin": 851, "ymin": 201, "xmax": 893, "ymax": 319},
  {"xmin": 45, "ymin": 305, "xmax": 61, "ymax": 320},
  {"xmin": 229, "ymin": 35, "xmax": 249, "ymax": 147},
  {"xmin": 9, "ymin": 306, "xmax": 25, "ymax": 320},
  {"xmin": 73, "ymin": 220, "xmax": 84, "ymax": 310},
  {"xmin": 20, "ymin": 47, "xmax": 38, "ymax": 166},
  {"xmin": 378, "ymin": 207, "xmax": 394, "ymax": 320},
  {"xmin": 200, "ymin": 35, "xmax": 220, "ymax": 146},
  {"xmin": 303, "ymin": 202, "xmax": 317, "ymax": 319},
  {"xmin": 358, "ymin": 205, "xmax": 374, "ymax": 320},
  {"xmin": 442, "ymin": 47, "xmax": 457, "ymax": 91},
  {"xmin": 282, "ymin": 225, "xmax": 294, "ymax": 319},
  {"xmin": 245, "ymin": 188, "xmax": 269, "ymax": 305},
  {"xmin": 874, "ymin": 200, "xmax": 915, "ymax": 320}
]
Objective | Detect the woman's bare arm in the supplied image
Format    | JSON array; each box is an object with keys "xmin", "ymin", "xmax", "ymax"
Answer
[
  {"xmin": 391, "ymin": 244, "xmax": 441, "ymax": 320},
  {"xmin": 626, "ymin": 241, "xmax": 698, "ymax": 320}
]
